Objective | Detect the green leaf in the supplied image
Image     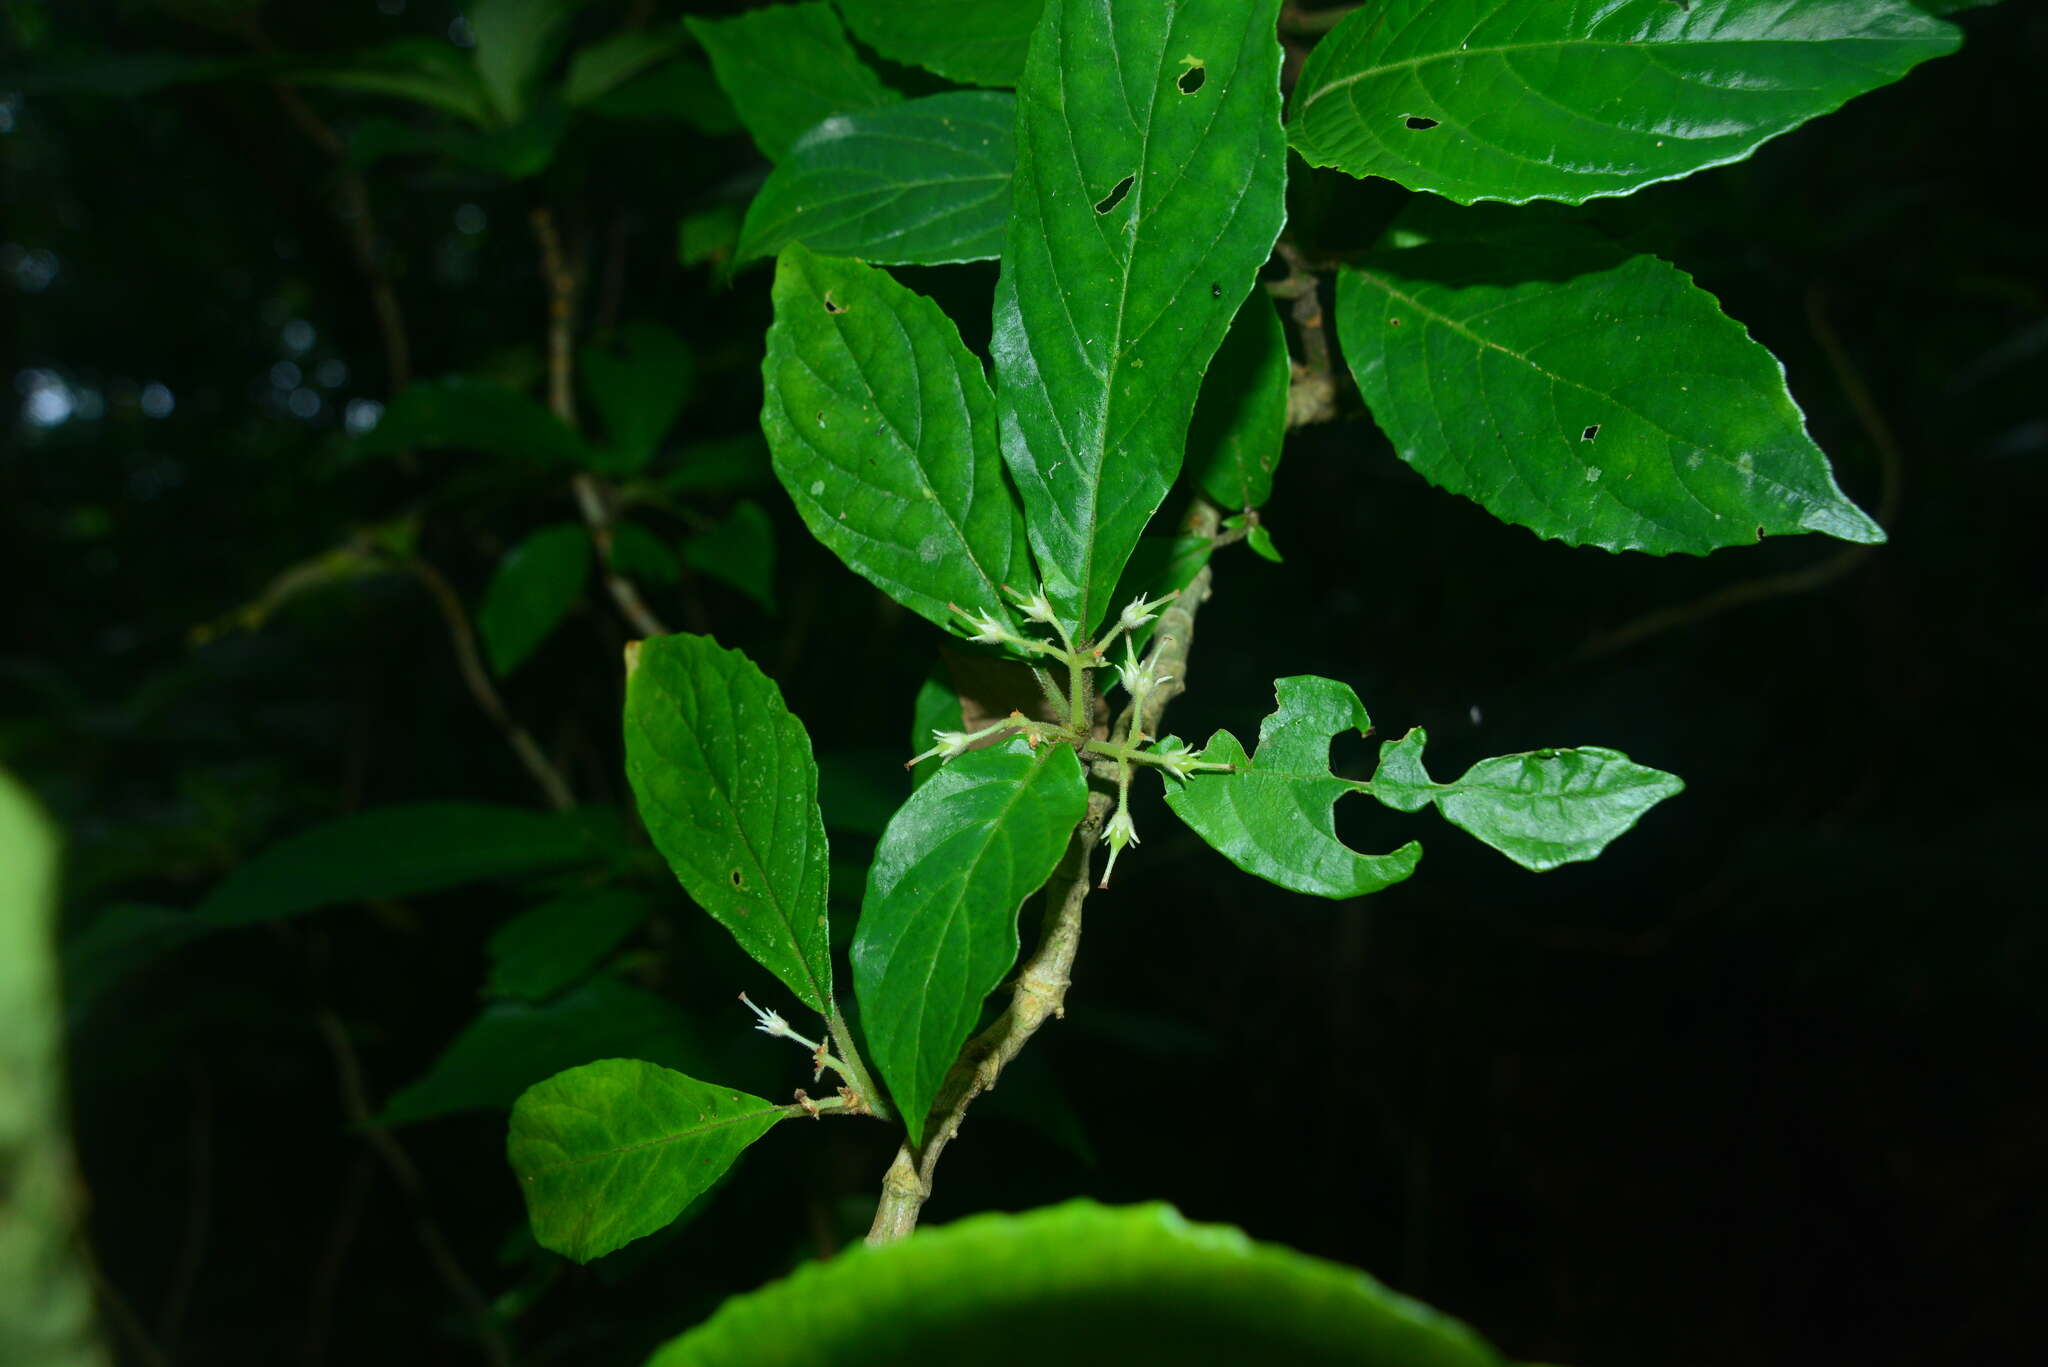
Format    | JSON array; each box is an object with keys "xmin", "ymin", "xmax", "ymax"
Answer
[
  {"xmin": 378, "ymin": 975, "xmax": 699, "ymax": 1128},
  {"xmin": 60, "ymin": 902, "xmax": 216, "ymax": 1022},
  {"xmin": 678, "ymin": 205, "xmax": 742, "ymax": 267},
  {"xmin": 1288, "ymin": 0, "xmax": 1960, "ymax": 205},
  {"xmin": 286, "ymin": 40, "xmax": 496, "ymax": 125},
  {"xmin": 1334, "ymin": 208, "xmax": 1885, "ymax": 554},
  {"xmin": 623, "ymin": 634, "xmax": 833, "ymax": 1013},
  {"xmin": 681, "ymin": 500, "xmax": 777, "ymax": 612},
  {"xmin": 582, "ymin": 321, "xmax": 694, "ymax": 474},
  {"xmin": 565, "ymin": 24, "xmax": 690, "ymax": 108},
  {"xmin": 643, "ymin": 1199, "xmax": 1509, "ymax": 1367},
  {"xmin": 346, "ymin": 104, "xmax": 568, "ymax": 180},
  {"xmin": 610, "ymin": 520, "xmax": 683, "ymax": 585},
  {"xmin": 485, "ymin": 888, "xmax": 650, "ymax": 1002},
  {"xmin": 736, "ymin": 92, "xmax": 1016, "ymax": 268},
  {"xmin": 993, "ymin": 0, "xmax": 1288, "ymax": 637},
  {"xmin": 763, "ymin": 244, "xmax": 1033, "ymax": 636},
  {"xmin": 853, "ymin": 739, "xmax": 1085, "ymax": 1144},
  {"xmin": 352, "ymin": 375, "xmax": 594, "ymax": 468},
  {"xmin": 1186, "ymin": 291, "xmax": 1290, "ymax": 512},
  {"xmin": 686, "ymin": 2, "xmax": 899, "ymax": 163},
  {"xmin": 836, "ymin": 0, "xmax": 1044, "ymax": 88},
  {"xmin": 1164, "ymin": 677, "xmax": 1420, "ymax": 899},
  {"xmin": 1365, "ymin": 728, "xmax": 1683, "ymax": 872},
  {"xmin": 479, "ymin": 523, "xmax": 591, "ymax": 676},
  {"xmin": 1104, "ymin": 534, "xmax": 1212, "ymax": 654},
  {"xmin": 468, "ymin": 0, "xmax": 588, "ymax": 125},
  {"xmin": 197, "ymin": 803, "xmax": 607, "ymax": 927},
  {"xmin": 909, "ymin": 667, "xmax": 966, "ymax": 792},
  {"xmin": 587, "ymin": 55, "xmax": 736, "ymax": 130},
  {"xmin": 1245, "ymin": 521, "xmax": 1281, "ymax": 563},
  {"xmin": 509, "ymin": 1058, "xmax": 785, "ymax": 1263}
]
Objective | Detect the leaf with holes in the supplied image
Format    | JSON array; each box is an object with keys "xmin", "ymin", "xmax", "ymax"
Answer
[
  {"xmin": 623, "ymin": 633, "xmax": 833, "ymax": 1013},
  {"xmin": 1288, "ymin": 0, "xmax": 1960, "ymax": 205},
  {"xmin": 737, "ymin": 92, "xmax": 1015, "ymax": 268},
  {"xmin": 1365, "ymin": 728, "xmax": 1683, "ymax": 872},
  {"xmin": 1164, "ymin": 676, "xmax": 1420, "ymax": 899},
  {"xmin": 1335, "ymin": 206, "xmax": 1885, "ymax": 554},
  {"xmin": 479, "ymin": 523, "xmax": 591, "ymax": 676},
  {"xmin": 764, "ymin": 243, "xmax": 1034, "ymax": 637},
  {"xmin": 508, "ymin": 1058, "xmax": 784, "ymax": 1263},
  {"xmin": 993, "ymin": 0, "xmax": 1287, "ymax": 638},
  {"xmin": 686, "ymin": 2, "xmax": 898, "ymax": 163},
  {"xmin": 1186, "ymin": 291, "xmax": 1291, "ymax": 512},
  {"xmin": 853, "ymin": 738, "xmax": 1086, "ymax": 1144},
  {"xmin": 836, "ymin": 0, "xmax": 1044, "ymax": 88}
]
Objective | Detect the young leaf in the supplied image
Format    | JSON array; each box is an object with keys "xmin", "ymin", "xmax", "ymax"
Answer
[
  {"xmin": 508, "ymin": 1058, "xmax": 785, "ymax": 1263},
  {"xmin": 763, "ymin": 244, "xmax": 1033, "ymax": 636},
  {"xmin": 1185, "ymin": 291, "xmax": 1291, "ymax": 512},
  {"xmin": 623, "ymin": 634, "xmax": 834, "ymax": 1013},
  {"xmin": 736, "ymin": 92, "xmax": 1016, "ymax": 268},
  {"xmin": 686, "ymin": 2, "xmax": 899, "ymax": 163},
  {"xmin": 1164, "ymin": 677, "xmax": 1420, "ymax": 899},
  {"xmin": 644, "ymin": 1200, "xmax": 1509, "ymax": 1367},
  {"xmin": 993, "ymin": 0, "xmax": 1287, "ymax": 637},
  {"xmin": 1335, "ymin": 210, "xmax": 1885, "ymax": 554},
  {"xmin": 581, "ymin": 320, "xmax": 693, "ymax": 474},
  {"xmin": 1365, "ymin": 728, "xmax": 1683, "ymax": 872},
  {"xmin": 478, "ymin": 523, "xmax": 590, "ymax": 676},
  {"xmin": 681, "ymin": 499, "xmax": 777, "ymax": 612},
  {"xmin": 836, "ymin": 0, "xmax": 1044, "ymax": 88},
  {"xmin": 351, "ymin": 375, "xmax": 594, "ymax": 468},
  {"xmin": 1289, "ymin": 0, "xmax": 1961, "ymax": 205},
  {"xmin": 853, "ymin": 738, "xmax": 1086, "ymax": 1144},
  {"xmin": 377, "ymin": 975, "xmax": 700, "ymax": 1128},
  {"xmin": 485, "ymin": 888, "xmax": 650, "ymax": 1002},
  {"xmin": 469, "ymin": 0, "xmax": 587, "ymax": 125}
]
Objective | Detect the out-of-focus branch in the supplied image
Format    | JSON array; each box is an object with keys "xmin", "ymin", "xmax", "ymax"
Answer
[{"xmin": 1269, "ymin": 242, "xmax": 1340, "ymax": 428}]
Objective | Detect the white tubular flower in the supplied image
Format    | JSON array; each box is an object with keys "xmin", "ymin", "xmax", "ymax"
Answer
[
  {"xmin": 1117, "ymin": 589, "xmax": 1176, "ymax": 635},
  {"xmin": 1148, "ymin": 736, "xmax": 1198, "ymax": 781},
  {"xmin": 739, "ymin": 993, "xmax": 819, "ymax": 1051},
  {"xmin": 1097, "ymin": 804, "xmax": 1140, "ymax": 889},
  {"xmin": 1003, "ymin": 582, "xmax": 1058, "ymax": 626}
]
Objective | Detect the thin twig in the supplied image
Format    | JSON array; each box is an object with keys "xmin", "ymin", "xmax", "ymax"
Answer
[{"xmin": 1270, "ymin": 242, "xmax": 1339, "ymax": 428}]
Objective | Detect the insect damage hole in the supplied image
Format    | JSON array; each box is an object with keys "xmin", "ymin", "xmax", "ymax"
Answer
[
  {"xmin": 1403, "ymin": 115, "xmax": 1440, "ymax": 130},
  {"xmin": 822, "ymin": 291, "xmax": 845, "ymax": 314},
  {"xmin": 1177, "ymin": 60, "xmax": 1206, "ymax": 94},
  {"xmin": 1094, "ymin": 174, "xmax": 1135, "ymax": 215},
  {"xmin": 729, "ymin": 869, "xmax": 745, "ymax": 888},
  {"xmin": 1581, "ymin": 424, "xmax": 1601, "ymax": 442}
]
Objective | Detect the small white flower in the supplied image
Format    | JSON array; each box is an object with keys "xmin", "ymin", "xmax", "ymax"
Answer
[
  {"xmin": 1098, "ymin": 804, "xmax": 1140, "ymax": 888},
  {"xmin": 1003, "ymin": 582, "xmax": 1057, "ymax": 625},
  {"xmin": 1149, "ymin": 736, "xmax": 1198, "ymax": 781},
  {"xmin": 1117, "ymin": 589, "xmax": 1176, "ymax": 635},
  {"xmin": 739, "ymin": 993, "xmax": 819, "ymax": 1051}
]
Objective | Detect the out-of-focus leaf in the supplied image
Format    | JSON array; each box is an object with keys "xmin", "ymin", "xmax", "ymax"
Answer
[
  {"xmin": 376, "ymin": 975, "xmax": 697, "ymax": 1128},
  {"xmin": 663, "ymin": 435, "xmax": 769, "ymax": 494},
  {"xmin": 0, "ymin": 50, "xmax": 254, "ymax": 97},
  {"xmin": 853, "ymin": 738, "xmax": 1086, "ymax": 1143},
  {"xmin": 479, "ymin": 524, "xmax": 590, "ymax": 677},
  {"xmin": 509, "ymin": 1058, "xmax": 784, "ymax": 1263},
  {"xmin": 610, "ymin": 520, "xmax": 683, "ymax": 586},
  {"xmin": 352, "ymin": 376, "xmax": 594, "ymax": 467},
  {"xmin": 587, "ymin": 55, "xmax": 736, "ymax": 129},
  {"xmin": 349, "ymin": 101, "xmax": 568, "ymax": 179},
  {"xmin": 484, "ymin": 888, "xmax": 650, "ymax": 1002},
  {"xmin": 1289, "ymin": 0, "xmax": 1960, "ymax": 205},
  {"xmin": 1186, "ymin": 292, "xmax": 1289, "ymax": 512},
  {"xmin": 677, "ymin": 205, "xmax": 743, "ymax": 267},
  {"xmin": 681, "ymin": 500, "xmax": 777, "ymax": 612},
  {"xmin": 582, "ymin": 321, "xmax": 694, "ymax": 474},
  {"xmin": 468, "ymin": 0, "xmax": 588, "ymax": 125},
  {"xmin": 1365, "ymin": 728, "xmax": 1683, "ymax": 872},
  {"xmin": 836, "ymin": 0, "xmax": 1044, "ymax": 88},
  {"xmin": 1164, "ymin": 676, "xmax": 1420, "ymax": 899},
  {"xmin": 565, "ymin": 23, "xmax": 689, "ymax": 107},
  {"xmin": 644, "ymin": 1200, "xmax": 1509, "ymax": 1367},
  {"xmin": 288, "ymin": 39, "xmax": 497, "ymax": 126},
  {"xmin": 686, "ymin": 2, "xmax": 898, "ymax": 162},
  {"xmin": 60, "ymin": 903, "xmax": 215, "ymax": 1023},
  {"xmin": 737, "ymin": 93, "xmax": 1015, "ymax": 267},
  {"xmin": 623, "ymin": 634, "xmax": 833, "ymax": 1013}
]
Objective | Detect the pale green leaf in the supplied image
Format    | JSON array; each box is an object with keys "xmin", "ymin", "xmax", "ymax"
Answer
[
  {"xmin": 582, "ymin": 321, "xmax": 694, "ymax": 474},
  {"xmin": 1164, "ymin": 676, "xmax": 1420, "ymax": 899},
  {"xmin": 686, "ymin": 2, "xmax": 898, "ymax": 163},
  {"xmin": 1335, "ymin": 207, "xmax": 1885, "ymax": 553},
  {"xmin": 763, "ymin": 244, "xmax": 1033, "ymax": 636},
  {"xmin": 737, "ymin": 92, "xmax": 1015, "ymax": 267},
  {"xmin": 993, "ymin": 0, "xmax": 1288, "ymax": 637},
  {"xmin": 836, "ymin": 0, "xmax": 1044, "ymax": 88},
  {"xmin": 681, "ymin": 500, "xmax": 777, "ymax": 612},
  {"xmin": 623, "ymin": 634, "xmax": 833, "ymax": 1013},
  {"xmin": 644, "ymin": 1199, "xmax": 1508, "ymax": 1367},
  {"xmin": 509, "ymin": 1058, "xmax": 784, "ymax": 1263},
  {"xmin": 479, "ymin": 523, "xmax": 591, "ymax": 676},
  {"xmin": 853, "ymin": 738, "xmax": 1086, "ymax": 1144},
  {"xmin": 1186, "ymin": 290, "xmax": 1291, "ymax": 511},
  {"xmin": 1289, "ymin": 0, "xmax": 1960, "ymax": 205},
  {"xmin": 468, "ymin": 0, "xmax": 587, "ymax": 125},
  {"xmin": 485, "ymin": 888, "xmax": 650, "ymax": 1001},
  {"xmin": 1365, "ymin": 728, "xmax": 1683, "ymax": 872}
]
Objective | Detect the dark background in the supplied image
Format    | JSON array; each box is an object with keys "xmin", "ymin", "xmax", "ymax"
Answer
[{"xmin": 5, "ymin": 2, "xmax": 2042, "ymax": 1364}]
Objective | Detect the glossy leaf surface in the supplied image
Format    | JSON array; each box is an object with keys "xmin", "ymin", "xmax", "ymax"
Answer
[
  {"xmin": 836, "ymin": 0, "xmax": 1044, "ymax": 88},
  {"xmin": 686, "ymin": 2, "xmax": 898, "ymax": 163},
  {"xmin": 1289, "ymin": 0, "xmax": 1960, "ymax": 205},
  {"xmin": 763, "ymin": 244, "xmax": 1033, "ymax": 636},
  {"xmin": 485, "ymin": 888, "xmax": 650, "ymax": 1002},
  {"xmin": 509, "ymin": 1058, "xmax": 783, "ymax": 1263},
  {"xmin": 1165, "ymin": 677, "xmax": 1419, "ymax": 899},
  {"xmin": 1185, "ymin": 291, "xmax": 1290, "ymax": 511},
  {"xmin": 479, "ymin": 523, "xmax": 590, "ymax": 676},
  {"xmin": 681, "ymin": 500, "xmax": 777, "ymax": 612},
  {"xmin": 1335, "ymin": 210, "xmax": 1885, "ymax": 553},
  {"xmin": 582, "ymin": 320, "xmax": 693, "ymax": 474},
  {"xmin": 1366, "ymin": 728, "xmax": 1683, "ymax": 871},
  {"xmin": 737, "ymin": 93, "xmax": 1015, "ymax": 267},
  {"xmin": 353, "ymin": 375, "xmax": 593, "ymax": 467},
  {"xmin": 644, "ymin": 1199, "xmax": 1507, "ymax": 1367},
  {"xmin": 378, "ymin": 975, "xmax": 699, "ymax": 1128},
  {"xmin": 853, "ymin": 738, "xmax": 1086, "ymax": 1144},
  {"xmin": 623, "ymin": 634, "xmax": 833, "ymax": 1012},
  {"xmin": 993, "ymin": 0, "xmax": 1287, "ymax": 636}
]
